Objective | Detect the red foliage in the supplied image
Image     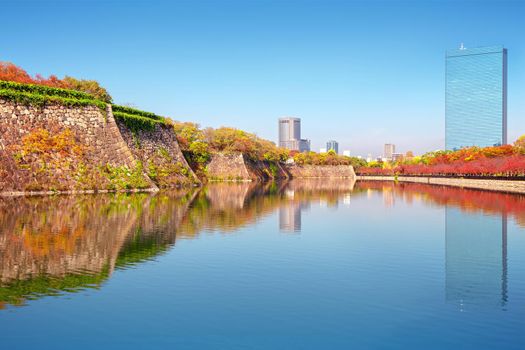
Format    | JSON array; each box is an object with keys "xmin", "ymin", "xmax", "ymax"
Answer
[
  {"xmin": 358, "ymin": 145, "xmax": 525, "ymax": 177},
  {"xmin": 0, "ymin": 62, "xmax": 67, "ymax": 88}
]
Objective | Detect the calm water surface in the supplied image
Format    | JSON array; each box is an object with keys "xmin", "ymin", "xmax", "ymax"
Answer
[{"xmin": 1, "ymin": 180, "xmax": 524, "ymax": 349}]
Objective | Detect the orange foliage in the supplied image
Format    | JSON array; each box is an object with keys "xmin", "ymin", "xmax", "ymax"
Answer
[{"xmin": 0, "ymin": 62, "xmax": 67, "ymax": 88}]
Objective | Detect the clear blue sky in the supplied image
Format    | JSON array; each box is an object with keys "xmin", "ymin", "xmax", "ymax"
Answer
[{"xmin": 3, "ymin": 0, "xmax": 524, "ymax": 157}]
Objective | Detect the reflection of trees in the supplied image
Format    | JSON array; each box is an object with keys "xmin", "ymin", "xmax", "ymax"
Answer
[
  {"xmin": 356, "ymin": 181, "xmax": 525, "ymax": 227},
  {"xmin": 0, "ymin": 179, "xmax": 357, "ymax": 308},
  {"xmin": 0, "ymin": 190, "xmax": 196, "ymax": 308}
]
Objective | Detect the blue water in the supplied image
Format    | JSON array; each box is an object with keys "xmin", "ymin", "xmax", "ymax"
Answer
[{"xmin": 1, "ymin": 181, "xmax": 524, "ymax": 349}]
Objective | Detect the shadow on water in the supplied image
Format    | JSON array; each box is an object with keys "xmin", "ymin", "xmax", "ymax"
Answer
[{"xmin": 1, "ymin": 179, "xmax": 523, "ymax": 310}]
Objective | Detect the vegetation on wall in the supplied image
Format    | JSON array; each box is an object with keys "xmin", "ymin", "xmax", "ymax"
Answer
[
  {"xmin": 0, "ymin": 62, "xmax": 112, "ymax": 102},
  {"xmin": 0, "ymin": 87, "xmax": 106, "ymax": 110},
  {"xmin": 112, "ymin": 105, "xmax": 164, "ymax": 121},
  {"xmin": 292, "ymin": 149, "xmax": 367, "ymax": 167},
  {"xmin": 113, "ymin": 111, "xmax": 165, "ymax": 132}
]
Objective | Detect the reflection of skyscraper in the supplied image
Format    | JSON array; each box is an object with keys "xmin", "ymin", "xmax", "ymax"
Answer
[
  {"xmin": 445, "ymin": 207, "xmax": 508, "ymax": 309},
  {"xmin": 279, "ymin": 202, "xmax": 310, "ymax": 233}
]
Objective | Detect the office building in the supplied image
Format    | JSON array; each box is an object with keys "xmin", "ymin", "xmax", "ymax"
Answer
[
  {"xmin": 319, "ymin": 147, "xmax": 327, "ymax": 153},
  {"xmin": 326, "ymin": 140, "xmax": 339, "ymax": 154},
  {"xmin": 343, "ymin": 150, "xmax": 351, "ymax": 157},
  {"xmin": 392, "ymin": 153, "xmax": 403, "ymax": 162},
  {"xmin": 384, "ymin": 144, "xmax": 395, "ymax": 160},
  {"xmin": 446, "ymin": 45, "xmax": 507, "ymax": 150},
  {"xmin": 278, "ymin": 117, "xmax": 311, "ymax": 152}
]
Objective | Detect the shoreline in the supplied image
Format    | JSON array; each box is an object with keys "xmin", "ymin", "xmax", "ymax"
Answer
[{"xmin": 356, "ymin": 175, "xmax": 525, "ymax": 194}]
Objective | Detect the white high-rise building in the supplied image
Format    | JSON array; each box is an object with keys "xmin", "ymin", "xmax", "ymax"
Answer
[{"xmin": 278, "ymin": 117, "xmax": 310, "ymax": 152}]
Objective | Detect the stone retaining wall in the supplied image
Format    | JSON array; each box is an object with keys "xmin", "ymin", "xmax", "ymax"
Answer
[
  {"xmin": 356, "ymin": 175, "xmax": 525, "ymax": 194},
  {"xmin": 0, "ymin": 99, "xmax": 156, "ymax": 192},
  {"xmin": 116, "ymin": 121, "xmax": 199, "ymax": 187},
  {"xmin": 206, "ymin": 153, "xmax": 356, "ymax": 181},
  {"xmin": 285, "ymin": 164, "xmax": 356, "ymax": 178}
]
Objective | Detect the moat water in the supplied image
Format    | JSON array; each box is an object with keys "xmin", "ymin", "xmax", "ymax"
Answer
[{"xmin": 1, "ymin": 180, "xmax": 524, "ymax": 349}]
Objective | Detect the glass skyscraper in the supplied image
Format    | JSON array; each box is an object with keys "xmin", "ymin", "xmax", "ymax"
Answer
[{"xmin": 445, "ymin": 45, "xmax": 507, "ymax": 150}]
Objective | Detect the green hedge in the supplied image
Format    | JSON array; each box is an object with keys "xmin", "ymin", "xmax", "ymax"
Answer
[
  {"xmin": 0, "ymin": 88, "xmax": 107, "ymax": 110},
  {"xmin": 113, "ymin": 111, "xmax": 165, "ymax": 131},
  {"xmin": 0, "ymin": 80, "xmax": 97, "ymax": 101},
  {"xmin": 112, "ymin": 104, "xmax": 163, "ymax": 121}
]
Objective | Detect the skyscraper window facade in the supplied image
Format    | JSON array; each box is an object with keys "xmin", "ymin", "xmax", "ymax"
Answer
[
  {"xmin": 445, "ymin": 45, "xmax": 507, "ymax": 150},
  {"xmin": 326, "ymin": 140, "xmax": 339, "ymax": 154},
  {"xmin": 278, "ymin": 117, "xmax": 310, "ymax": 152}
]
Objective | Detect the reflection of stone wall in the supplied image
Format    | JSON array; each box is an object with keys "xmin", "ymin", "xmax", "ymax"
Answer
[
  {"xmin": 117, "ymin": 121, "xmax": 199, "ymax": 187},
  {"xmin": 0, "ymin": 195, "xmax": 141, "ymax": 283},
  {"xmin": 205, "ymin": 182, "xmax": 258, "ymax": 209}
]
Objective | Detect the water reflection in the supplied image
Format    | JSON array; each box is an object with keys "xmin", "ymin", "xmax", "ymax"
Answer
[
  {"xmin": 356, "ymin": 181, "xmax": 521, "ymax": 310},
  {"xmin": 445, "ymin": 208, "xmax": 507, "ymax": 310},
  {"xmin": 1, "ymin": 180, "xmax": 523, "ymax": 310}
]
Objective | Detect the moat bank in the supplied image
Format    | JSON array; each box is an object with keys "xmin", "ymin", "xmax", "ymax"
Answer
[
  {"xmin": 0, "ymin": 98, "xmax": 355, "ymax": 195},
  {"xmin": 356, "ymin": 175, "xmax": 525, "ymax": 194}
]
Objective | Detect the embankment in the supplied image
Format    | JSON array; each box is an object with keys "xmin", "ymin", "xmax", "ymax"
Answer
[
  {"xmin": 285, "ymin": 164, "xmax": 356, "ymax": 179},
  {"xmin": 205, "ymin": 153, "xmax": 290, "ymax": 181},
  {"xmin": 0, "ymin": 97, "xmax": 197, "ymax": 194},
  {"xmin": 356, "ymin": 175, "xmax": 525, "ymax": 194},
  {"xmin": 205, "ymin": 153, "xmax": 355, "ymax": 181},
  {"xmin": 116, "ymin": 120, "xmax": 199, "ymax": 187}
]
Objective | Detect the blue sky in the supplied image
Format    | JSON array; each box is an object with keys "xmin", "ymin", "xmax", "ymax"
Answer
[{"xmin": 3, "ymin": 0, "xmax": 524, "ymax": 156}]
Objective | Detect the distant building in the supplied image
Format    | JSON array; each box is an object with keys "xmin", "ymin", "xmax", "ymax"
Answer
[
  {"xmin": 366, "ymin": 154, "xmax": 372, "ymax": 163},
  {"xmin": 278, "ymin": 117, "xmax": 311, "ymax": 152},
  {"xmin": 326, "ymin": 140, "xmax": 339, "ymax": 154},
  {"xmin": 392, "ymin": 153, "xmax": 403, "ymax": 162},
  {"xmin": 319, "ymin": 147, "xmax": 327, "ymax": 153},
  {"xmin": 384, "ymin": 144, "xmax": 395, "ymax": 161},
  {"xmin": 343, "ymin": 150, "xmax": 351, "ymax": 157},
  {"xmin": 446, "ymin": 45, "xmax": 507, "ymax": 150}
]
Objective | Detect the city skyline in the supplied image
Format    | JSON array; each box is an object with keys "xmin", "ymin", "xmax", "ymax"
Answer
[{"xmin": 2, "ymin": 1, "xmax": 524, "ymax": 156}]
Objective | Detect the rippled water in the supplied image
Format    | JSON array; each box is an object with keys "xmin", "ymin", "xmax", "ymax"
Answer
[{"xmin": 1, "ymin": 180, "xmax": 524, "ymax": 349}]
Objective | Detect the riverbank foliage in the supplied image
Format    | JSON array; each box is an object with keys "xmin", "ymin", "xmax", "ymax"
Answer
[{"xmin": 357, "ymin": 141, "xmax": 525, "ymax": 177}]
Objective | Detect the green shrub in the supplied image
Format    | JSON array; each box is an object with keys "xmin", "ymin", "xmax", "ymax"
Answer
[
  {"xmin": 113, "ymin": 111, "xmax": 165, "ymax": 132},
  {"xmin": 112, "ymin": 104, "xmax": 163, "ymax": 121},
  {"xmin": 0, "ymin": 80, "xmax": 97, "ymax": 100},
  {"xmin": 0, "ymin": 88, "xmax": 106, "ymax": 110}
]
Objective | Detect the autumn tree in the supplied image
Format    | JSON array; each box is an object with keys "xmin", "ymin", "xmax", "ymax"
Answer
[
  {"xmin": 62, "ymin": 76, "xmax": 112, "ymax": 103},
  {"xmin": 515, "ymin": 135, "xmax": 525, "ymax": 154}
]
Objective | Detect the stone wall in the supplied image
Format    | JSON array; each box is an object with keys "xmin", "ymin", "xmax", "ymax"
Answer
[
  {"xmin": 206, "ymin": 153, "xmax": 356, "ymax": 181},
  {"xmin": 285, "ymin": 164, "xmax": 356, "ymax": 178},
  {"xmin": 116, "ymin": 121, "xmax": 199, "ymax": 187},
  {"xmin": 0, "ymin": 99, "xmax": 156, "ymax": 193},
  {"xmin": 206, "ymin": 153, "xmax": 251, "ymax": 180},
  {"xmin": 206, "ymin": 153, "xmax": 290, "ymax": 181},
  {"xmin": 0, "ymin": 99, "xmax": 159, "ymax": 193},
  {"xmin": 356, "ymin": 175, "xmax": 525, "ymax": 194}
]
